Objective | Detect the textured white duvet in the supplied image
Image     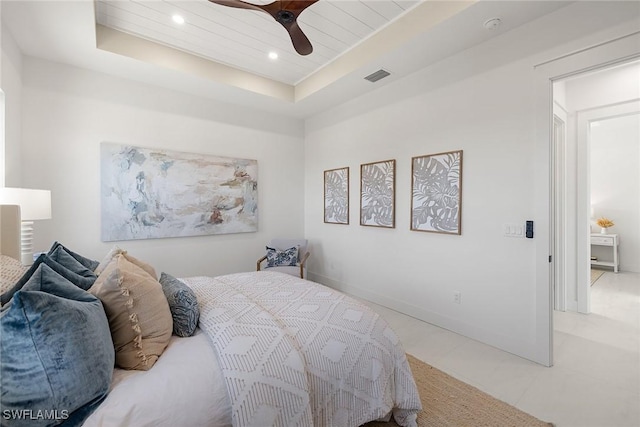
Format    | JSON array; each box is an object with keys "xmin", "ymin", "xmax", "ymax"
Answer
[
  {"xmin": 85, "ymin": 271, "xmax": 420, "ymax": 427},
  {"xmin": 184, "ymin": 272, "xmax": 421, "ymax": 427}
]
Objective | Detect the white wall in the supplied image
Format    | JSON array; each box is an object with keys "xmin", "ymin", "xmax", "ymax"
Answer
[
  {"xmin": 305, "ymin": 51, "xmax": 539, "ymax": 364},
  {"xmin": 19, "ymin": 57, "xmax": 306, "ymax": 277},
  {"xmin": 1, "ymin": 22, "xmax": 22, "ymax": 187},
  {"xmin": 304, "ymin": 2, "xmax": 640, "ymax": 363},
  {"xmin": 0, "ymin": 3, "xmax": 3, "ymax": 187},
  {"xmin": 565, "ymin": 62, "xmax": 640, "ymax": 112},
  {"xmin": 591, "ymin": 114, "xmax": 640, "ymax": 272}
]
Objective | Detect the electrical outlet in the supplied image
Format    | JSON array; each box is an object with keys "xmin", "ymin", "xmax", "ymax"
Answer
[{"xmin": 453, "ymin": 291, "xmax": 461, "ymax": 304}]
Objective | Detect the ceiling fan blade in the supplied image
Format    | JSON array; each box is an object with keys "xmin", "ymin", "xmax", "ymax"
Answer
[
  {"xmin": 260, "ymin": 1, "xmax": 317, "ymax": 55},
  {"xmin": 261, "ymin": 0, "xmax": 319, "ymax": 15},
  {"xmin": 207, "ymin": 0, "xmax": 265, "ymax": 13},
  {"xmin": 284, "ymin": 21, "xmax": 313, "ymax": 55},
  {"xmin": 208, "ymin": 0, "xmax": 318, "ymax": 55}
]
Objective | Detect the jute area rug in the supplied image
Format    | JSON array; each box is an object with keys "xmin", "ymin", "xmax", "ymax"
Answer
[{"xmin": 365, "ymin": 354, "xmax": 553, "ymax": 427}]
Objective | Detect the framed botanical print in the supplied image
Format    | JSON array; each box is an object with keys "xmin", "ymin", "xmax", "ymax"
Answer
[
  {"xmin": 324, "ymin": 167, "xmax": 349, "ymax": 224},
  {"xmin": 411, "ymin": 150, "xmax": 462, "ymax": 234},
  {"xmin": 360, "ymin": 159, "xmax": 395, "ymax": 228}
]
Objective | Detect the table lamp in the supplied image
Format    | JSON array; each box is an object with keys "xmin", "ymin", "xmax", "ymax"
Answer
[{"xmin": 0, "ymin": 187, "xmax": 52, "ymax": 265}]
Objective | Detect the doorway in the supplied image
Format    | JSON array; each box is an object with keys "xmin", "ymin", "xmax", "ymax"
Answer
[
  {"xmin": 552, "ymin": 61, "xmax": 640, "ymax": 315},
  {"xmin": 532, "ymin": 30, "xmax": 640, "ymax": 367}
]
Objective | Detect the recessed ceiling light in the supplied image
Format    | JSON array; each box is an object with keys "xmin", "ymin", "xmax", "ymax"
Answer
[
  {"xmin": 172, "ymin": 15, "xmax": 185, "ymax": 25},
  {"xmin": 268, "ymin": 52, "xmax": 278, "ymax": 60}
]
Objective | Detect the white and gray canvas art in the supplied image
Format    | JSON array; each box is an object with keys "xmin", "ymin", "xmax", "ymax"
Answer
[
  {"xmin": 101, "ymin": 143, "xmax": 258, "ymax": 241},
  {"xmin": 411, "ymin": 150, "xmax": 462, "ymax": 234},
  {"xmin": 360, "ymin": 160, "xmax": 395, "ymax": 228},
  {"xmin": 324, "ymin": 167, "xmax": 349, "ymax": 224}
]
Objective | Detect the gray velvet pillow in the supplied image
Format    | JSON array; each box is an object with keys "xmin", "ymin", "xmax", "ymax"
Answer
[
  {"xmin": 47, "ymin": 241, "xmax": 100, "ymax": 271},
  {"xmin": 0, "ymin": 264, "xmax": 114, "ymax": 427},
  {"xmin": 159, "ymin": 272, "xmax": 199, "ymax": 337},
  {"xmin": 1, "ymin": 254, "xmax": 97, "ymax": 306},
  {"xmin": 47, "ymin": 245, "xmax": 98, "ymax": 278}
]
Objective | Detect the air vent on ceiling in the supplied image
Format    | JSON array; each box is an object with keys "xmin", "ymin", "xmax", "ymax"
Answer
[{"xmin": 364, "ymin": 69, "xmax": 391, "ymax": 83}]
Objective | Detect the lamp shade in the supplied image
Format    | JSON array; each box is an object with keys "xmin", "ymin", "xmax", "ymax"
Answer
[{"xmin": 0, "ymin": 187, "xmax": 52, "ymax": 220}]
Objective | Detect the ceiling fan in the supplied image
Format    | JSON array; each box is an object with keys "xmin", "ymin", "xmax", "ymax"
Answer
[{"xmin": 208, "ymin": 0, "xmax": 319, "ymax": 56}]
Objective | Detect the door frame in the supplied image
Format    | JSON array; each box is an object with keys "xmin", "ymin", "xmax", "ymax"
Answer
[
  {"xmin": 552, "ymin": 107, "xmax": 568, "ymax": 312},
  {"xmin": 533, "ymin": 31, "xmax": 640, "ymax": 366}
]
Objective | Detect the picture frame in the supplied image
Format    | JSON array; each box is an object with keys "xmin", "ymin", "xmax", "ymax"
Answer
[
  {"xmin": 100, "ymin": 142, "xmax": 258, "ymax": 241},
  {"xmin": 411, "ymin": 150, "xmax": 462, "ymax": 234},
  {"xmin": 360, "ymin": 159, "xmax": 396, "ymax": 228},
  {"xmin": 324, "ymin": 167, "xmax": 349, "ymax": 224}
]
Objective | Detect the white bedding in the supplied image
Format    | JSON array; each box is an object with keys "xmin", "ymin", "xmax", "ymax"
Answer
[
  {"xmin": 83, "ymin": 331, "xmax": 232, "ymax": 427},
  {"xmin": 85, "ymin": 271, "xmax": 420, "ymax": 427},
  {"xmin": 184, "ymin": 272, "xmax": 421, "ymax": 427}
]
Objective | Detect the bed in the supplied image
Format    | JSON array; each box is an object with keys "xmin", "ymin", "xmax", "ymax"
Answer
[
  {"xmin": 83, "ymin": 272, "xmax": 421, "ymax": 427},
  {"xmin": 0, "ymin": 208, "xmax": 421, "ymax": 427}
]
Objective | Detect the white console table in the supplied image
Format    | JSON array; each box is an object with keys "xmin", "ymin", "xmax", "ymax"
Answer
[{"xmin": 590, "ymin": 233, "xmax": 619, "ymax": 273}]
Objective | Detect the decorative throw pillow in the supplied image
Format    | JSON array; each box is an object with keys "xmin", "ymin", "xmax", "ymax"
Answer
[
  {"xmin": 47, "ymin": 246, "xmax": 97, "ymax": 279},
  {"xmin": 159, "ymin": 272, "xmax": 200, "ymax": 337},
  {"xmin": 94, "ymin": 245, "xmax": 123, "ymax": 276},
  {"xmin": 0, "ymin": 254, "xmax": 27, "ymax": 295},
  {"xmin": 89, "ymin": 254, "xmax": 172, "ymax": 370},
  {"xmin": 0, "ymin": 264, "xmax": 114, "ymax": 427},
  {"xmin": 1, "ymin": 254, "xmax": 97, "ymax": 306},
  {"xmin": 47, "ymin": 241, "xmax": 100, "ymax": 271},
  {"xmin": 266, "ymin": 246, "xmax": 299, "ymax": 268},
  {"xmin": 94, "ymin": 246, "xmax": 157, "ymax": 279}
]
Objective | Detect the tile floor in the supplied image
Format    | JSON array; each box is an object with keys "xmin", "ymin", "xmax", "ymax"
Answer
[{"xmin": 362, "ymin": 270, "xmax": 640, "ymax": 427}]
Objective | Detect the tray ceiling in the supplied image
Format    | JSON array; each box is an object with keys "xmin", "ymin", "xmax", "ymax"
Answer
[
  {"xmin": 95, "ymin": 0, "xmax": 421, "ymax": 85},
  {"xmin": 2, "ymin": 0, "xmax": 576, "ymax": 117}
]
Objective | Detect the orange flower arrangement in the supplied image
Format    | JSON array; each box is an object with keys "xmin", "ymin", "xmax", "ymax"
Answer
[{"xmin": 596, "ymin": 217, "xmax": 614, "ymax": 228}]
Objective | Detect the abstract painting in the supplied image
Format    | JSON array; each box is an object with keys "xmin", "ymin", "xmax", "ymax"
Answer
[
  {"xmin": 324, "ymin": 167, "xmax": 349, "ymax": 224},
  {"xmin": 360, "ymin": 159, "xmax": 395, "ymax": 228},
  {"xmin": 411, "ymin": 150, "xmax": 462, "ymax": 234},
  {"xmin": 101, "ymin": 143, "xmax": 258, "ymax": 241}
]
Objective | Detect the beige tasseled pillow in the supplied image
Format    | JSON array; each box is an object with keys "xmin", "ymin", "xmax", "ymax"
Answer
[
  {"xmin": 94, "ymin": 246, "xmax": 158, "ymax": 279},
  {"xmin": 89, "ymin": 254, "xmax": 172, "ymax": 370}
]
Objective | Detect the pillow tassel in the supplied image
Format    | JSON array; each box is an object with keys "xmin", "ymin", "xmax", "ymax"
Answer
[
  {"xmin": 133, "ymin": 334, "xmax": 143, "ymax": 349},
  {"xmin": 136, "ymin": 350, "xmax": 148, "ymax": 367}
]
